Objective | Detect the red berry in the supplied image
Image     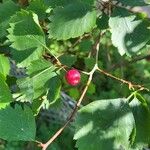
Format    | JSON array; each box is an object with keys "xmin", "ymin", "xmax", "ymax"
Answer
[{"xmin": 65, "ymin": 69, "xmax": 81, "ymax": 86}]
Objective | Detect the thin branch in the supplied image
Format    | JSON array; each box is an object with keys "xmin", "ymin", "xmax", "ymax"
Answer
[
  {"xmin": 97, "ymin": 67, "xmax": 149, "ymax": 91},
  {"xmin": 68, "ymin": 34, "xmax": 91, "ymax": 51},
  {"xmin": 42, "ymin": 45, "xmax": 62, "ymax": 66},
  {"xmin": 89, "ymin": 30, "xmax": 106, "ymax": 60},
  {"xmin": 39, "ymin": 64, "xmax": 98, "ymax": 150},
  {"xmin": 37, "ymin": 28, "xmax": 149, "ymax": 150},
  {"xmin": 30, "ymin": 34, "xmax": 62, "ymax": 66},
  {"xmin": 95, "ymin": 35, "xmax": 100, "ymax": 64},
  {"xmin": 111, "ymin": 2, "xmax": 149, "ymax": 17},
  {"xmin": 97, "ymin": 0, "xmax": 150, "ymax": 19},
  {"xmin": 43, "ymin": 34, "xmax": 92, "ymax": 72},
  {"xmin": 95, "ymin": 31, "xmax": 106, "ymax": 64},
  {"xmin": 38, "ymin": 31, "xmax": 104, "ymax": 150},
  {"xmin": 90, "ymin": 33, "xmax": 101, "ymax": 58}
]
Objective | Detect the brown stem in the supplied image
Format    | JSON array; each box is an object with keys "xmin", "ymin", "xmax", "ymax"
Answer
[
  {"xmin": 97, "ymin": 67, "xmax": 149, "ymax": 91},
  {"xmin": 38, "ymin": 31, "xmax": 104, "ymax": 149},
  {"xmin": 39, "ymin": 64, "xmax": 97, "ymax": 150},
  {"xmin": 18, "ymin": 0, "xmax": 28, "ymax": 6},
  {"xmin": 68, "ymin": 34, "xmax": 91, "ymax": 51},
  {"xmin": 37, "ymin": 28, "xmax": 149, "ymax": 150},
  {"xmin": 111, "ymin": 2, "xmax": 150, "ymax": 19}
]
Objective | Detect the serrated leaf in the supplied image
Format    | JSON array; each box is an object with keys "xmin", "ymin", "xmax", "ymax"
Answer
[
  {"xmin": 0, "ymin": 0, "xmax": 19, "ymax": 40},
  {"xmin": 0, "ymin": 103, "xmax": 10, "ymax": 110},
  {"xmin": 74, "ymin": 98, "xmax": 135, "ymax": 150},
  {"xmin": 0, "ymin": 74, "xmax": 12, "ymax": 105},
  {"xmin": 0, "ymin": 54, "xmax": 10, "ymax": 78},
  {"xmin": 27, "ymin": 58, "xmax": 53, "ymax": 75},
  {"xmin": 109, "ymin": 8, "xmax": 150, "ymax": 56},
  {"xmin": 32, "ymin": 98, "xmax": 47, "ymax": 115},
  {"xmin": 47, "ymin": 76, "xmax": 61, "ymax": 106},
  {"xmin": 0, "ymin": 105, "xmax": 36, "ymax": 141},
  {"xmin": 130, "ymin": 97, "xmax": 150, "ymax": 148},
  {"xmin": 7, "ymin": 10, "xmax": 45, "ymax": 67},
  {"xmin": 48, "ymin": 2, "xmax": 96, "ymax": 40},
  {"xmin": 17, "ymin": 59, "xmax": 57, "ymax": 101}
]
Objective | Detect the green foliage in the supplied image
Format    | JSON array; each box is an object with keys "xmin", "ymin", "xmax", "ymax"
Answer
[
  {"xmin": 0, "ymin": 0, "xmax": 150, "ymax": 149},
  {"xmin": 109, "ymin": 8, "xmax": 150, "ymax": 55},
  {"xmin": 0, "ymin": 105, "xmax": 36, "ymax": 141},
  {"xmin": 47, "ymin": 76, "xmax": 62, "ymax": 106},
  {"xmin": 43, "ymin": 0, "xmax": 76, "ymax": 8},
  {"xmin": 27, "ymin": 0, "xmax": 49, "ymax": 20},
  {"xmin": 0, "ymin": 0, "xmax": 19, "ymax": 41},
  {"xmin": 0, "ymin": 74, "xmax": 12, "ymax": 108},
  {"xmin": 97, "ymin": 13, "xmax": 109, "ymax": 30},
  {"xmin": 130, "ymin": 97, "xmax": 150, "ymax": 148},
  {"xmin": 117, "ymin": 0, "xmax": 148, "ymax": 6},
  {"xmin": 79, "ymin": 39, "xmax": 93, "ymax": 52},
  {"xmin": 48, "ymin": 1, "xmax": 96, "ymax": 40},
  {"xmin": 17, "ymin": 59, "xmax": 57, "ymax": 101},
  {"xmin": 59, "ymin": 55, "xmax": 77, "ymax": 67},
  {"xmin": 74, "ymin": 98, "xmax": 135, "ymax": 150},
  {"xmin": 7, "ymin": 10, "xmax": 45, "ymax": 67},
  {"xmin": 69, "ymin": 88, "xmax": 80, "ymax": 100},
  {"xmin": 0, "ymin": 55, "xmax": 10, "ymax": 78}
]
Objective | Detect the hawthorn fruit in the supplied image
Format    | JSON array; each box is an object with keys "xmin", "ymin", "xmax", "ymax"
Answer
[{"xmin": 65, "ymin": 69, "xmax": 81, "ymax": 86}]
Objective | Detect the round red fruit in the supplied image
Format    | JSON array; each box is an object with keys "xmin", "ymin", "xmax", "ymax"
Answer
[{"xmin": 65, "ymin": 69, "xmax": 81, "ymax": 86}]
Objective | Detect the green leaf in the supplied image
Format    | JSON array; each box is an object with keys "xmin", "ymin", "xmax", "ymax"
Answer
[
  {"xmin": 84, "ymin": 57, "xmax": 95, "ymax": 70},
  {"xmin": 0, "ymin": 103, "xmax": 10, "ymax": 110},
  {"xmin": 48, "ymin": 2, "xmax": 96, "ymax": 40},
  {"xmin": 43, "ymin": 0, "xmax": 76, "ymax": 8},
  {"xmin": 109, "ymin": 8, "xmax": 150, "ymax": 55},
  {"xmin": 69, "ymin": 88, "xmax": 80, "ymax": 100},
  {"xmin": 0, "ymin": 74, "xmax": 12, "ymax": 105},
  {"xmin": 32, "ymin": 98, "xmax": 47, "ymax": 115},
  {"xmin": 80, "ymin": 0, "xmax": 96, "ymax": 5},
  {"xmin": 130, "ymin": 97, "xmax": 150, "ymax": 148},
  {"xmin": 47, "ymin": 76, "xmax": 61, "ymax": 106},
  {"xmin": 96, "ymin": 13, "xmax": 109, "ymax": 30},
  {"xmin": 117, "ymin": 0, "xmax": 147, "ymax": 6},
  {"xmin": 74, "ymin": 98, "xmax": 135, "ymax": 150},
  {"xmin": 0, "ymin": 54, "xmax": 10, "ymax": 78},
  {"xmin": 145, "ymin": 0, "xmax": 150, "ymax": 4},
  {"xmin": 17, "ymin": 59, "xmax": 56, "ymax": 101},
  {"xmin": 0, "ymin": 0, "xmax": 19, "ymax": 40},
  {"xmin": 27, "ymin": 0, "xmax": 49, "ymax": 20},
  {"xmin": 87, "ymin": 82, "xmax": 96, "ymax": 94},
  {"xmin": 59, "ymin": 55, "xmax": 77, "ymax": 67},
  {"xmin": 44, "ymin": 0, "xmax": 95, "ymax": 8},
  {"xmin": 0, "ymin": 105, "xmax": 36, "ymax": 141},
  {"xmin": 79, "ymin": 39, "xmax": 93, "ymax": 52},
  {"xmin": 7, "ymin": 10, "xmax": 45, "ymax": 67}
]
